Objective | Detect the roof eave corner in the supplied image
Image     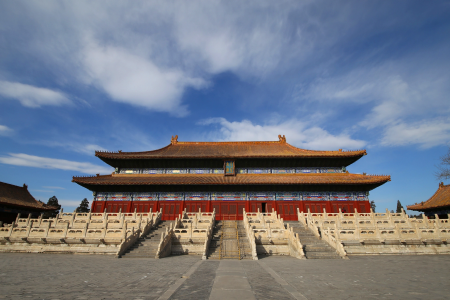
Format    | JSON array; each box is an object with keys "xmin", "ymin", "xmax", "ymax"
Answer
[{"xmin": 406, "ymin": 205, "xmax": 417, "ymax": 211}]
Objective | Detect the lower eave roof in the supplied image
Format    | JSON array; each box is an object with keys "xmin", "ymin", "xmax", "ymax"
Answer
[{"xmin": 73, "ymin": 173, "xmax": 390, "ymax": 187}]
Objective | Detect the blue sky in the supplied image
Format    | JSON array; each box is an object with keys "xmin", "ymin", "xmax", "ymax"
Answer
[{"xmin": 0, "ymin": 1, "xmax": 449, "ymax": 213}]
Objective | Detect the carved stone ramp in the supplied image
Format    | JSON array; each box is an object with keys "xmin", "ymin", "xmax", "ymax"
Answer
[
  {"xmin": 121, "ymin": 220, "xmax": 171, "ymax": 258},
  {"xmin": 285, "ymin": 221, "xmax": 341, "ymax": 259},
  {"xmin": 208, "ymin": 221, "xmax": 252, "ymax": 260}
]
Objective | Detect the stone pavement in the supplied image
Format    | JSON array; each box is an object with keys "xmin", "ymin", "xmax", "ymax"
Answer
[{"xmin": 0, "ymin": 253, "xmax": 449, "ymax": 300}]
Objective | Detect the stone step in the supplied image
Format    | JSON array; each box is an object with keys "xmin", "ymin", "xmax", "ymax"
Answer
[
  {"xmin": 299, "ymin": 240, "xmax": 328, "ymax": 245},
  {"xmin": 295, "ymin": 233, "xmax": 316, "ymax": 237},
  {"xmin": 304, "ymin": 245, "xmax": 334, "ymax": 252},
  {"xmin": 129, "ymin": 243, "xmax": 158, "ymax": 249},
  {"xmin": 305, "ymin": 252, "xmax": 341, "ymax": 259},
  {"xmin": 121, "ymin": 221, "xmax": 169, "ymax": 258},
  {"xmin": 130, "ymin": 243, "xmax": 159, "ymax": 248},
  {"xmin": 122, "ymin": 254, "xmax": 156, "ymax": 258},
  {"xmin": 125, "ymin": 248, "xmax": 158, "ymax": 253},
  {"xmin": 291, "ymin": 228, "xmax": 310, "ymax": 232}
]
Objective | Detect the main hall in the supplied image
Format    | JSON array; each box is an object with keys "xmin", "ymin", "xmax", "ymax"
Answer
[{"xmin": 73, "ymin": 135, "xmax": 390, "ymax": 220}]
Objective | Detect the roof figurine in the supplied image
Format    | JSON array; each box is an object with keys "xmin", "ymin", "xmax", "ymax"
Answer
[
  {"xmin": 171, "ymin": 135, "xmax": 178, "ymax": 145},
  {"xmin": 278, "ymin": 134, "xmax": 286, "ymax": 143}
]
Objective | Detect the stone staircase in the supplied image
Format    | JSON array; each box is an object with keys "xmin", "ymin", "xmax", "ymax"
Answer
[
  {"xmin": 120, "ymin": 221, "xmax": 171, "ymax": 258},
  {"xmin": 207, "ymin": 221, "xmax": 252, "ymax": 259},
  {"xmin": 285, "ymin": 221, "xmax": 341, "ymax": 259}
]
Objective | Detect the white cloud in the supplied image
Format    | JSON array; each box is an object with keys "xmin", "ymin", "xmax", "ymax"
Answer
[
  {"xmin": 31, "ymin": 189, "xmax": 55, "ymax": 193},
  {"xmin": 381, "ymin": 119, "xmax": 450, "ymax": 149},
  {"xmin": 0, "ymin": 125, "xmax": 13, "ymax": 136},
  {"xmin": 47, "ymin": 142, "xmax": 107, "ymax": 155},
  {"xmin": 199, "ymin": 117, "xmax": 366, "ymax": 150},
  {"xmin": 1, "ymin": 1, "xmax": 449, "ymax": 144},
  {"xmin": 42, "ymin": 186, "xmax": 65, "ymax": 190},
  {"xmin": 81, "ymin": 41, "xmax": 206, "ymax": 117},
  {"xmin": 303, "ymin": 62, "xmax": 450, "ymax": 148},
  {"xmin": 0, "ymin": 153, "xmax": 112, "ymax": 174},
  {"xmin": 75, "ymin": 144, "xmax": 106, "ymax": 155},
  {"xmin": 0, "ymin": 81, "xmax": 71, "ymax": 108},
  {"xmin": 172, "ymin": 2, "xmax": 291, "ymax": 77}
]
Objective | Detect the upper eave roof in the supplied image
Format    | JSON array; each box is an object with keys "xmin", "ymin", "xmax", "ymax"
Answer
[
  {"xmin": 407, "ymin": 182, "xmax": 450, "ymax": 211},
  {"xmin": 95, "ymin": 136, "xmax": 367, "ymax": 160},
  {"xmin": 0, "ymin": 181, "xmax": 58, "ymax": 211},
  {"xmin": 72, "ymin": 173, "xmax": 390, "ymax": 187}
]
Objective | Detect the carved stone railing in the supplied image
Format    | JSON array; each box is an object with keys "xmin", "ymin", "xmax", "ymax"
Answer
[
  {"xmin": 306, "ymin": 217, "xmax": 321, "ymax": 238},
  {"xmin": 321, "ymin": 227, "xmax": 348, "ymax": 258},
  {"xmin": 116, "ymin": 227, "xmax": 141, "ymax": 257},
  {"xmin": 287, "ymin": 227, "xmax": 305, "ymax": 259},
  {"xmin": 201, "ymin": 210, "xmax": 215, "ymax": 260},
  {"xmin": 155, "ymin": 223, "xmax": 174, "ymax": 259},
  {"xmin": 0, "ymin": 211, "xmax": 157, "ymax": 255},
  {"xmin": 243, "ymin": 210, "xmax": 258, "ymax": 260},
  {"xmin": 327, "ymin": 222, "xmax": 450, "ymax": 244},
  {"xmin": 297, "ymin": 208, "xmax": 430, "ymax": 233}
]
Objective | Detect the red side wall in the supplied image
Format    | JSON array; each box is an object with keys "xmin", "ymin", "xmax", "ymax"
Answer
[{"xmin": 91, "ymin": 200, "xmax": 371, "ymax": 220}]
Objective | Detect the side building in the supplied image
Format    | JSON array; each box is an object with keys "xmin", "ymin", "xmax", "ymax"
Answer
[
  {"xmin": 0, "ymin": 181, "xmax": 58, "ymax": 224},
  {"xmin": 407, "ymin": 182, "xmax": 450, "ymax": 218},
  {"xmin": 73, "ymin": 135, "xmax": 390, "ymax": 220}
]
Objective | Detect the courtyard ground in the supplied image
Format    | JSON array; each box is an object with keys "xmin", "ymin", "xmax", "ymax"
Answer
[{"xmin": 0, "ymin": 253, "xmax": 449, "ymax": 300}]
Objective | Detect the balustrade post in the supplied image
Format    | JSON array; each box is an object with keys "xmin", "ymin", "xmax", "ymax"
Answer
[
  {"xmin": 334, "ymin": 223, "xmax": 340, "ymax": 241},
  {"xmin": 83, "ymin": 222, "xmax": 88, "ymax": 238},
  {"xmin": 433, "ymin": 221, "xmax": 439, "ymax": 239},
  {"xmin": 414, "ymin": 222, "xmax": 421, "ymax": 240}
]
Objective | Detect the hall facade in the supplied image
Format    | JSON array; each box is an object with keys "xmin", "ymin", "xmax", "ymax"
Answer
[{"xmin": 73, "ymin": 135, "xmax": 390, "ymax": 220}]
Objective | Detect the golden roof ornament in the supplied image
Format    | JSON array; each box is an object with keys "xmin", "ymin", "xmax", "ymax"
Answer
[
  {"xmin": 278, "ymin": 134, "xmax": 286, "ymax": 143},
  {"xmin": 171, "ymin": 135, "xmax": 178, "ymax": 145}
]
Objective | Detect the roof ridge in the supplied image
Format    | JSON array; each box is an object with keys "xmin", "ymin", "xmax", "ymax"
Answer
[
  {"xmin": 284, "ymin": 142, "xmax": 367, "ymax": 154},
  {"xmin": 0, "ymin": 181, "xmax": 27, "ymax": 189}
]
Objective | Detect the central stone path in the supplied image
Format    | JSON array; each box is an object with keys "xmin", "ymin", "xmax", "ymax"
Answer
[
  {"xmin": 165, "ymin": 260, "xmax": 304, "ymax": 300},
  {"xmin": 209, "ymin": 261, "xmax": 256, "ymax": 300}
]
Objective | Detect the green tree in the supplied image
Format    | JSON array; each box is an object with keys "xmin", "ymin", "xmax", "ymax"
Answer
[
  {"xmin": 370, "ymin": 200, "xmax": 376, "ymax": 213},
  {"xmin": 396, "ymin": 200, "xmax": 404, "ymax": 213},
  {"xmin": 43, "ymin": 196, "xmax": 61, "ymax": 218},
  {"xmin": 76, "ymin": 198, "xmax": 90, "ymax": 213}
]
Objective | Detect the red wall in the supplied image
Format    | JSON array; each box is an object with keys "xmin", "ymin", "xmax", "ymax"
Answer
[{"xmin": 91, "ymin": 200, "xmax": 371, "ymax": 220}]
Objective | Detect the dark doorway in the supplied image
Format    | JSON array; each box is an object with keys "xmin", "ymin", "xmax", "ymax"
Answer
[{"xmin": 262, "ymin": 202, "xmax": 267, "ymax": 213}]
